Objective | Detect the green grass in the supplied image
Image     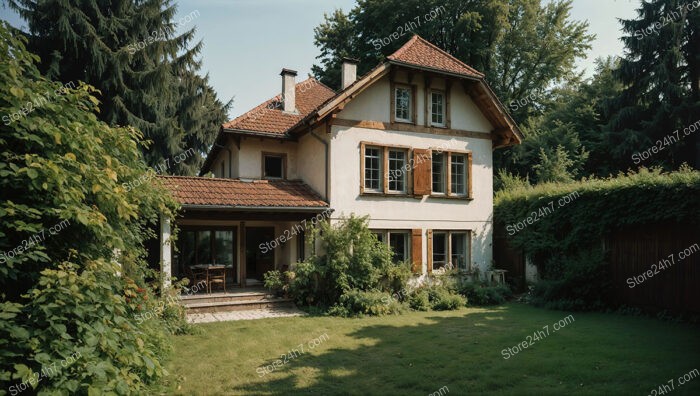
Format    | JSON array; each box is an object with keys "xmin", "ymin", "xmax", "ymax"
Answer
[{"xmin": 161, "ymin": 304, "xmax": 700, "ymax": 395}]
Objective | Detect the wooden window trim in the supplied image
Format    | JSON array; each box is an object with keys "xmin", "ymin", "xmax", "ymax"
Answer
[
  {"xmin": 261, "ymin": 152, "xmax": 287, "ymax": 180},
  {"xmin": 360, "ymin": 141, "xmax": 411, "ymax": 196},
  {"xmin": 445, "ymin": 80, "xmax": 452, "ymax": 129},
  {"xmin": 428, "ymin": 149, "xmax": 473, "ymax": 200},
  {"xmin": 427, "ymin": 230, "xmax": 472, "ymax": 272},
  {"xmin": 392, "ymin": 83, "xmax": 416, "ymax": 124},
  {"xmin": 411, "ymin": 229, "xmax": 422, "ymax": 273}
]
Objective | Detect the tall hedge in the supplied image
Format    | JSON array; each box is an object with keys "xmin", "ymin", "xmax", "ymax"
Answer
[
  {"xmin": 0, "ymin": 22, "xmax": 179, "ymax": 394},
  {"xmin": 494, "ymin": 167, "xmax": 700, "ymax": 309}
]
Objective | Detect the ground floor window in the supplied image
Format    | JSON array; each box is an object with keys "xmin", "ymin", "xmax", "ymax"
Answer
[
  {"xmin": 431, "ymin": 230, "xmax": 470, "ymax": 271},
  {"xmin": 179, "ymin": 227, "xmax": 237, "ymax": 269},
  {"xmin": 372, "ymin": 230, "xmax": 410, "ymax": 263}
]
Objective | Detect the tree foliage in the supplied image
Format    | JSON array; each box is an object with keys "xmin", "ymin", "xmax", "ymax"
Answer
[
  {"xmin": 6, "ymin": 0, "xmax": 231, "ymax": 175},
  {"xmin": 0, "ymin": 21, "xmax": 179, "ymax": 393},
  {"xmin": 312, "ymin": 0, "xmax": 593, "ymax": 111}
]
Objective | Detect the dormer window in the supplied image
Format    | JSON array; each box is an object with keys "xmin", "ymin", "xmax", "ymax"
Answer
[
  {"xmin": 430, "ymin": 90, "xmax": 445, "ymax": 127},
  {"xmin": 262, "ymin": 152, "xmax": 286, "ymax": 179},
  {"xmin": 394, "ymin": 86, "xmax": 412, "ymax": 123}
]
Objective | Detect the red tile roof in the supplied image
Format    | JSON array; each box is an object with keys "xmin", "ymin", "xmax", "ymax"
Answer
[
  {"xmin": 222, "ymin": 77, "xmax": 336, "ymax": 136},
  {"xmin": 387, "ymin": 35, "xmax": 484, "ymax": 78},
  {"xmin": 158, "ymin": 176, "xmax": 328, "ymax": 208}
]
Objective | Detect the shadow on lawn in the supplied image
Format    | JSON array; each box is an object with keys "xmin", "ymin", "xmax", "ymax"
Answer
[{"xmin": 234, "ymin": 307, "xmax": 513, "ymax": 395}]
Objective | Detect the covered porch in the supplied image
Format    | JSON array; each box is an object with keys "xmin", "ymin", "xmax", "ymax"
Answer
[{"xmin": 157, "ymin": 176, "xmax": 329, "ymax": 293}]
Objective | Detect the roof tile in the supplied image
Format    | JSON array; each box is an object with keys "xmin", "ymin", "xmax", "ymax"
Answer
[
  {"xmin": 387, "ymin": 35, "xmax": 484, "ymax": 78},
  {"xmin": 158, "ymin": 176, "xmax": 328, "ymax": 208}
]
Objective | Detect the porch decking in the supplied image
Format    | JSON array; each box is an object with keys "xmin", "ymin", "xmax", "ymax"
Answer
[{"xmin": 180, "ymin": 287, "xmax": 296, "ymax": 314}]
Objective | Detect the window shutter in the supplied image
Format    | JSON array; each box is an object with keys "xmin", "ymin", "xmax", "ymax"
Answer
[
  {"xmin": 411, "ymin": 229, "xmax": 422, "ymax": 273},
  {"xmin": 427, "ymin": 229, "xmax": 433, "ymax": 273},
  {"xmin": 413, "ymin": 148, "xmax": 431, "ymax": 196}
]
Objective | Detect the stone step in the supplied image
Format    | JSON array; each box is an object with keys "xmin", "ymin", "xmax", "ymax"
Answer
[
  {"xmin": 181, "ymin": 291, "xmax": 273, "ymax": 304},
  {"xmin": 183, "ymin": 297, "xmax": 295, "ymax": 314}
]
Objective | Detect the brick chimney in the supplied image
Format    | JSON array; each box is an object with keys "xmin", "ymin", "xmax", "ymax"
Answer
[
  {"xmin": 341, "ymin": 57, "xmax": 358, "ymax": 89},
  {"xmin": 280, "ymin": 68, "xmax": 297, "ymax": 113}
]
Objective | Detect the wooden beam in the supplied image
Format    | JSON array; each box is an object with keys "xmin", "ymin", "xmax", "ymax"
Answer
[{"xmin": 331, "ymin": 118, "xmax": 492, "ymax": 140}]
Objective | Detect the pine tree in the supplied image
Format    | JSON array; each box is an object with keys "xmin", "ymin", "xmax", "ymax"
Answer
[
  {"xmin": 7, "ymin": 0, "xmax": 230, "ymax": 174},
  {"xmin": 609, "ymin": 0, "xmax": 700, "ymax": 169}
]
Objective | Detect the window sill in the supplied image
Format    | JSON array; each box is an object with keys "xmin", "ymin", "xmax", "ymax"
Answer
[
  {"xmin": 392, "ymin": 120, "xmax": 415, "ymax": 125},
  {"xmin": 428, "ymin": 194, "xmax": 473, "ymax": 201},
  {"xmin": 361, "ymin": 191, "xmax": 411, "ymax": 198}
]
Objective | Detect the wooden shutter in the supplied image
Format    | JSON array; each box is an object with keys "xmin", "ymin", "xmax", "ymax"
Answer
[
  {"xmin": 413, "ymin": 148, "xmax": 431, "ymax": 196},
  {"xmin": 427, "ymin": 229, "xmax": 433, "ymax": 273},
  {"xmin": 411, "ymin": 229, "xmax": 422, "ymax": 273}
]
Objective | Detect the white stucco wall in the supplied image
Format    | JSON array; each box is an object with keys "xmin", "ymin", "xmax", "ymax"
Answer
[
  {"xmin": 237, "ymin": 137, "xmax": 299, "ymax": 179},
  {"xmin": 297, "ymin": 126, "xmax": 329, "ymax": 200}
]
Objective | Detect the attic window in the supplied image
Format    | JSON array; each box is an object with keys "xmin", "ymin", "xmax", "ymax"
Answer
[
  {"xmin": 263, "ymin": 153, "xmax": 286, "ymax": 179},
  {"xmin": 394, "ymin": 86, "xmax": 412, "ymax": 123}
]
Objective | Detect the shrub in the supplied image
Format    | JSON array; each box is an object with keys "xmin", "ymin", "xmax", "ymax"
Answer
[
  {"xmin": 427, "ymin": 286, "xmax": 466, "ymax": 311},
  {"xmin": 288, "ymin": 215, "xmax": 411, "ymax": 310},
  {"xmin": 408, "ymin": 290, "xmax": 431, "ymax": 311},
  {"xmin": 459, "ymin": 282, "xmax": 513, "ymax": 306},
  {"xmin": 0, "ymin": 22, "xmax": 179, "ymax": 393},
  {"xmin": 330, "ymin": 290, "xmax": 404, "ymax": 317}
]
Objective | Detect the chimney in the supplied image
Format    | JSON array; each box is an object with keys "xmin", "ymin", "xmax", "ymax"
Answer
[
  {"xmin": 341, "ymin": 57, "xmax": 358, "ymax": 89},
  {"xmin": 280, "ymin": 68, "xmax": 297, "ymax": 113}
]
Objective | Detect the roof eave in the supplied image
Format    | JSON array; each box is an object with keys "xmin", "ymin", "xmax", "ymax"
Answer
[
  {"xmin": 181, "ymin": 204, "xmax": 330, "ymax": 212},
  {"xmin": 386, "ymin": 59, "xmax": 483, "ymax": 80}
]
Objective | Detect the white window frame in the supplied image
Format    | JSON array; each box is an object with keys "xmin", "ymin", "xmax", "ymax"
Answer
[
  {"xmin": 394, "ymin": 86, "xmax": 412, "ymax": 123},
  {"xmin": 364, "ymin": 146, "xmax": 383, "ymax": 192},
  {"xmin": 432, "ymin": 152, "xmax": 446, "ymax": 194},
  {"xmin": 387, "ymin": 149, "xmax": 407, "ymax": 193},
  {"xmin": 450, "ymin": 154, "xmax": 467, "ymax": 196},
  {"xmin": 430, "ymin": 90, "xmax": 446, "ymax": 127}
]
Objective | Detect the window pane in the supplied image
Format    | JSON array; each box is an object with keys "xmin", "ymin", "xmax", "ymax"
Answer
[
  {"xmin": 388, "ymin": 150, "xmax": 406, "ymax": 192},
  {"xmin": 395, "ymin": 87, "xmax": 411, "ymax": 121},
  {"xmin": 214, "ymin": 230, "xmax": 234, "ymax": 265},
  {"xmin": 364, "ymin": 147, "xmax": 382, "ymax": 190},
  {"xmin": 451, "ymin": 154, "xmax": 466, "ymax": 195},
  {"xmin": 431, "ymin": 92, "xmax": 444, "ymax": 125},
  {"xmin": 181, "ymin": 231, "xmax": 196, "ymax": 267},
  {"xmin": 197, "ymin": 231, "xmax": 212, "ymax": 264},
  {"xmin": 264, "ymin": 155, "xmax": 284, "ymax": 178},
  {"xmin": 372, "ymin": 231, "xmax": 385, "ymax": 243},
  {"xmin": 432, "ymin": 232, "xmax": 447, "ymax": 269},
  {"xmin": 432, "ymin": 153, "xmax": 445, "ymax": 193},
  {"xmin": 451, "ymin": 233, "xmax": 468, "ymax": 271},
  {"xmin": 389, "ymin": 232, "xmax": 408, "ymax": 263}
]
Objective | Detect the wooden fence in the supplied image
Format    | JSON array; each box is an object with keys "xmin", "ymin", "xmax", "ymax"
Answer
[{"xmin": 494, "ymin": 223, "xmax": 700, "ymax": 313}]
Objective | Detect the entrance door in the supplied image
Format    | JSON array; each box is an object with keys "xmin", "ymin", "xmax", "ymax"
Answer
[{"xmin": 246, "ymin": 227, "xmax": 275, "ymax": 281}]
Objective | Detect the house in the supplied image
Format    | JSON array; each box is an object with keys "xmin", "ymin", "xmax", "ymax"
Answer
[{"xmin": 157, "ymin": 35, "xmax": 521, "ymax": 291}]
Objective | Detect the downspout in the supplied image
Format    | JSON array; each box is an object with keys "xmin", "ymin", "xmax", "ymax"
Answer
[{"xmin": 309, "ymin": 128, "xmax": 329, "ymax": 200}]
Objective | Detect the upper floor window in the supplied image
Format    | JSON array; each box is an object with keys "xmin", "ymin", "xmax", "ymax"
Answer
[
  {"xmin": 432, "ymin": 152, "xmax": 446, "ymax": 193},
  {"xmin": 431, "ymin": 151, "xmax": 471, "ymax": 198},
  {"xmin": 451, "ymin": 154, "xmax": 467, "ymax": 196},
  {"xmin": 362, "ymin": 143, "xmax": 408, "ymax": 195},
  {"xmin": 263, "ymin": 153, "xmax": 286, "ymax": 179},
  {"xmin": 394, "ymin": 86, "xmax": 412, "ymax": 123},
  {"xmin": 430, "ymin": 91, "xmax": 445, "ymax": 127},
  {"xmin": 364, "ymin": 146, "xmax": 382, "ymax": 191},
  {"xmin": 388, "ymin": 149, "xmax": 407, "ymax": 193}
]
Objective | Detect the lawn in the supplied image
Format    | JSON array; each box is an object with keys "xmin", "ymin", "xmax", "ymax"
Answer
[{"xmin": 161, "ymin": 304, "xmax": 700, "ymax": 395}]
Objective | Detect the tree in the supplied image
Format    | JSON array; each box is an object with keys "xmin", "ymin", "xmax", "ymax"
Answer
[
  {"xmin": 608, "ymin": 0, "xmax": 700, "ymax": 169},
  {"xmin": 312, "ymin": 0, "xmax": 593, "ymax": 118},
  {"xmin": 6, "ymin": 0, "xmax": 231, "ymax": 174},
  {"xmin": 0, "ymin": 21, "xmax": 178, "ymax": 392}
]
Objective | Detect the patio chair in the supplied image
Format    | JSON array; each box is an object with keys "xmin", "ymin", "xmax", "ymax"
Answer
[
  {"xmin": 208, "ymin": 267, "xmax": 226, "ymax": 294},
  {"xmin": 185, "ymin": 266, "xmax": 208, "ymax": 293}
]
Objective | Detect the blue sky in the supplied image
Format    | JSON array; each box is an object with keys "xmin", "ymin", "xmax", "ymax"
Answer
[{"xmin": 1, "ymin": 0, "xmax": 638, "ymax": 119}]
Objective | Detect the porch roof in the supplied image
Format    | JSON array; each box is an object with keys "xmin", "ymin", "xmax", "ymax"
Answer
[{"xmin": 158, "ymin": 176, "xmax": 328, "ymax": 209}]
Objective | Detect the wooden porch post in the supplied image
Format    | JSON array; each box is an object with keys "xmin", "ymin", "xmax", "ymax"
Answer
[{"xmin": 240, "ymin": 221, "xmax": 246, "ymax": 287}]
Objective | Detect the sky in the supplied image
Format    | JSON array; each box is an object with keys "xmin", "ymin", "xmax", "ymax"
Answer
[{"xmin": 1, "ymin": 0, "xmax": 639, "ymax": 120}]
